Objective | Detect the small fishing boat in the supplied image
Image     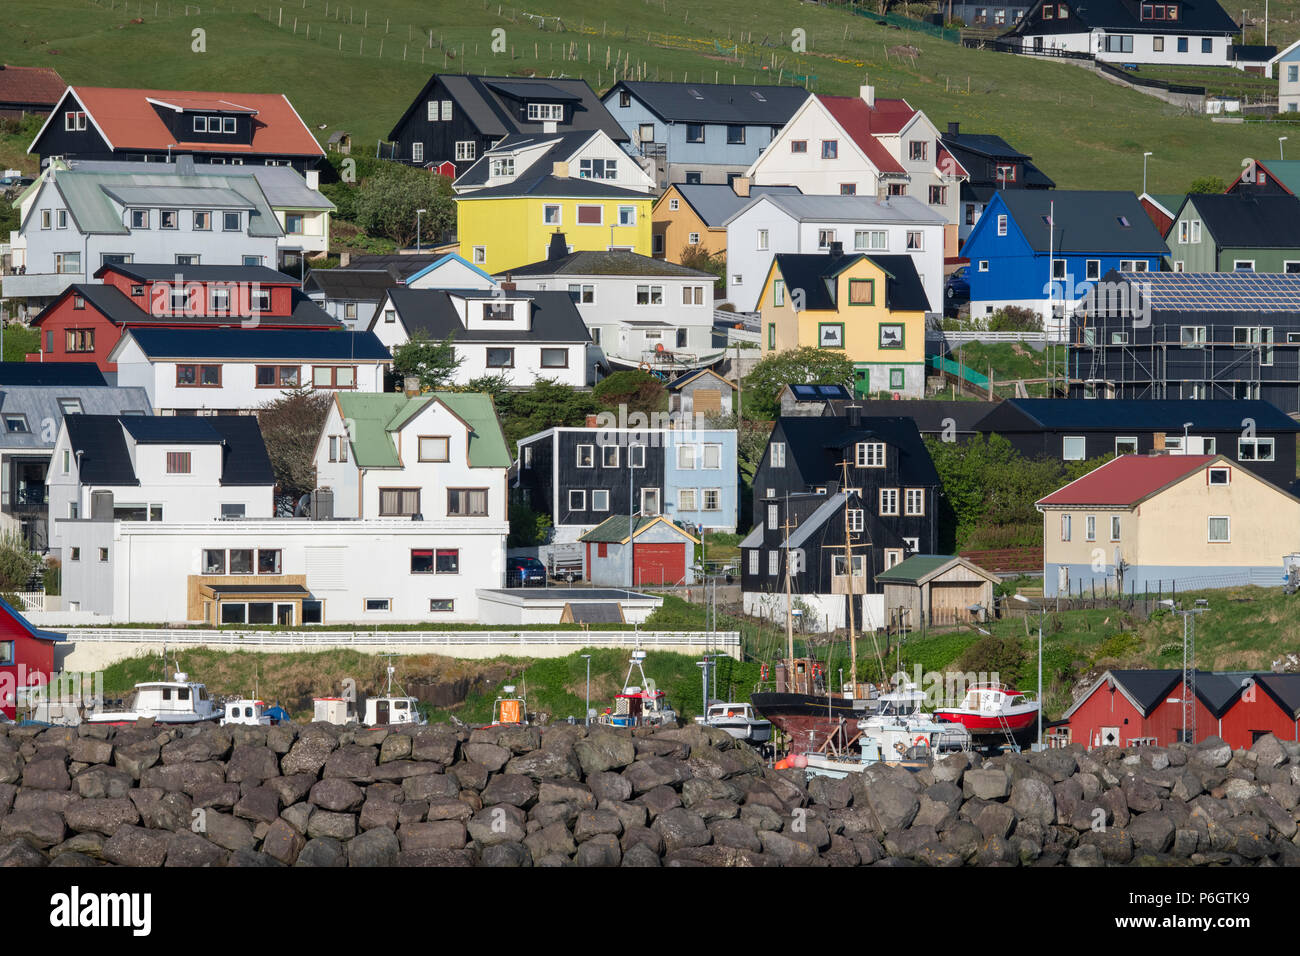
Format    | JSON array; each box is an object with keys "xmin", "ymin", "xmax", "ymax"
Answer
[
  {"xmin": 220, "ymin": 699, "xmax": 284, "ymax": 726},
  {"xmin": 597, "ymin": 650, "xmax": 678, "ymax": 728},
  {"xmin": 694, "ymin": 701, "xmax": 773, "ymax": 743},
  {"xmin": 85, "ymin": 672, "xmax": 220, "ymax": 726},
  {"xmin": 933, "ymin": 683, "xmax": 1039, "ymax": 748},
  {"xmin": 488, "ymin": 685, "xmax": 528, "ymax": 726}
]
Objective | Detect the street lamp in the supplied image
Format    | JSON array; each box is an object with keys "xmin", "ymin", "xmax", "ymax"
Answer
[
  {"xmin": 1280, "ymin": 136, "xmax": 1288, "ymax": 161},
  {"xmin": 1013, "ymin": 593, "xmax": 1044, "ymax": 750},
  {"xmin": 1142, "ymin": 151, "xmax": 1153, "ymax": 196},
  {"xmin": 1182, "ymin": 421, "xmax": 1193, "ymax": 452},
  {"xmin": 415, "ymin": 208, "xmax": 428, "ymax": 252},
  {"xmin": 581, "ymin": 654, "xmax": 592, "ymax": 726}
]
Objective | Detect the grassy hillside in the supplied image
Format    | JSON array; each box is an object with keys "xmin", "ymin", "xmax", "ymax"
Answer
[{"xmin": 0, "ymin": 0, "xmax": 1295, "ymax": 193}]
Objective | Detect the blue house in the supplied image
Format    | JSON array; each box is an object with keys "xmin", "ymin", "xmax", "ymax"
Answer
[
  {"xmin": 601, "ymin": 81, "xmax": 809, "ymax": 191},
  {"xmin": 963, "ymin": 190, "xmax": 1167, "ymax": 331}
]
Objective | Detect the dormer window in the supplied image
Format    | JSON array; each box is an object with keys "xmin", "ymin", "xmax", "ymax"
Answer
[
  {"xmin": 194, "ymin": 115, "xmax": 208, "ymax": 132},
  {"xmin": 484, "ymin": 302, "xmax": 515, "ymax": 321},
  {"xmin": 490, "ymin": 157, "xmax": 515, "ymax": 178},
  {"xmin": 579, "ymin": 158, "xmax": 617, "ymax": 179},
  {"xmin": 526, "ymin": 103, "xmax": 564, "ymax": 122},
  {"xmin": 1141, "ymin": 2, "xmax": 1176, "ymax": 19}
]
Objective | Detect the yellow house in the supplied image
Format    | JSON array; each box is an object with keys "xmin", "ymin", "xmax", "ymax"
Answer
[
  {"xmin": 1036, "ymin": 453, "xmax": 1300, "ymax": 598},
  {"xmin": 456, "ymin": 179, "xmax": 652, "ymax": 275},
  {"xmin": 756, "ymin": 251, "xmax": 928, "ymax": 398},
  {"xmin": 651, "ymin": 180, "xmax": 802, "ymax": 263}
]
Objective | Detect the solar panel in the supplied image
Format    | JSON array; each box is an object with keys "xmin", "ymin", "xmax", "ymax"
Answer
[
  {"xmin": 818, "ymin": 384, "xmax": 847, "ymax": 396},
  {"xmin": 1113, "ymin": 271, "xmax": 1300, "ymax": 313}
]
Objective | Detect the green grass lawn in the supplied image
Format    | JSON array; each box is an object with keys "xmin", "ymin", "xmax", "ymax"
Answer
[
  {"xmin": 1, "ymin": 324, "xmax": 38, "ymax": 361},
  {"xmin": 0, "ymin": 0, "xmax": 1295, "ymax": 193}
]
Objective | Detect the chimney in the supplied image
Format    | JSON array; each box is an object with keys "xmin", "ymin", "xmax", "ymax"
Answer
[
  {"xmin": 306, "ymin": 169, "xmax": 320, "ymax": 190},
  {"xmin": 947, "ymin": 122, "xmax": 960, "ymax": 136},
  {"xmin": 585, "ymin": 414, "xmax": 600, "ymax": 428},
  {"xmin": 860, "ymin": 77, "xmax": 875, "ymax": 108},
  {"xmin": 500, "ymin": 278, "xmax": 516, "ymax": 292},
  {"xmin": 733, "ymin": 176, "xmax": 751, "ymax": 197},
  {"xmin": 845, "ymin": 404, "xmax": 862, "ymax": 428},
  {"xmin": 552, "ymin": 160, "xmax": 569, "ymax": 178},
  {"xmin": 547, "ymin": 231, "xmax": 569, "ymax": 261},
  {"xmin": 403, "ymin": 375, "xmax": 421, "ymax": 398},
  {"xmin": 828, "ymin": 240, "xmax": 844, "ymax": 257}
]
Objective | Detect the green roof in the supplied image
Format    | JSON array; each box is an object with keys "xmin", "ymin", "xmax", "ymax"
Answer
[
  {"xmin": 578, "ymin": 513, "xmax": 697, "ymax": 544},
  {"xmin": 875, "ymin": 554, "xmax": 962, "ymax": 584},
  {"xmin": 1258, "ymin": 160, "xmax": 1300, "ymax": 197},
  {"xmin": 41, "ymin": 168, "xmax": 281, "ymax": 237},
  {"xmin": 335, "ymin": 392, "xmax": 510, "ymax": 469}
]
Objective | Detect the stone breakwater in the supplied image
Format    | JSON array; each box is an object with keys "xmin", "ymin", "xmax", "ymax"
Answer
[{"xmin": 0, "ymin": 718, "xmax": 1298, "ymax": 866}]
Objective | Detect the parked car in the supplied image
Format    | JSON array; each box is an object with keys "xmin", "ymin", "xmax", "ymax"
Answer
[
  {"xmin": 506, "ymin": 556, "xmax": 548, "ymax": 587},
  {"xmin": 944, "ymin": 267, "xmax": 969, "ymax": 315}
]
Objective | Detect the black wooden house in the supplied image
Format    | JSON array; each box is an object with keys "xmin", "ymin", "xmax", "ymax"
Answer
[{"xmin": 385, "ymin": 74, "xmax": 628, "ymax": 175}]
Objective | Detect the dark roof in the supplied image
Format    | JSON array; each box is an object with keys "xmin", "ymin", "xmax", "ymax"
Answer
[
  {"xmin": 1256, "ymin": 673, "xmax": 1300, "ymax": 717},
  {"xmin": 777, "ymin": 415, "xmax": 941, "ymax": 487},
  {"xmin": 579, "ymin": 513, "xmax": 696, "ymax": 543},
  {"xmin": 606, "ymin": 81, "xmax": 810, "ymax": 125},
  {"xmin": 387, "ymin": 73, "xmax": 627, "ymax": 144},
  {"xmin": 991, "ymin": 190, "xmax": 1168, "ymax": 255},
  {"xmin": 95, "ymin": 263, "xmax": 297, "ymax": 284},
  {"xmin": 331, "ymin": 254, "xmax": 444, "ymax": 281},
  {"xmin": 771, "ymin": 253, "xmax": 931, "ymax": 312},
  {"xmin": 0, "ymin": 362, "xmax": 106, "ymax": 387},
  {"xmin": 1186, "ymin": 194, "xmax": 1300, "ymax": 248},
  {"xmin": 670, "ymin": 183, "xmax": 803, "ymax": 228},
  {"xmin": 940, "ymin": 131, "xmax": 1055, "ymax": 190},
  {"xmin": 830, "ymin": 399, "xmax": 994, "ymax": 432},
  {"xmin": 1106, "ymin": 669, "xmax": 1183, "ymax": 715},
  {"xmin": 64, "ymin": 414, "xmax": 139, "ymax": 486},
  {"xmin": 985, "ymin": 398, "xmax": 1300, "ymax": 433},
  {"xmin": 499, "ymin": 248, "xmax": 713, "ymax": 279},
  {"xmin": 303, "ymin": 269, "xmax": 396, "ymax": 302},
  {"xmin": 1009, "ymin": 0, "xmax": 1238, "ymax": 36},
  {"xmin": 454, "ymin": 129, "xmax": 595, "ymax": 189},
  {"xmin": 66, "ymin": 413, "xmax": 273, "ymax": 486},
  {"xmin": 35, "ymin": 283, "xmax": 338, "ymax": 330},
  {"xmin": 564, "ymin": 603, "xmax": 624, "ymax": 624},
  {"xmin": 123, "ymin": 328, "xmax": 389, "ymax": 361},
  {"xmin": 44, "ymin": 284, "xmax": 143, "ymax": 327},
  {"xmin": 1230, "ymin": 44, "xmax": 1277, "ymax": 60},
  {"xmin": 381, "ymin": 288, "xmax": 590, "ymax": 343},
  {"xmin": 942, "ymin": 131, "xmax": 1029, "ymax": 162}
]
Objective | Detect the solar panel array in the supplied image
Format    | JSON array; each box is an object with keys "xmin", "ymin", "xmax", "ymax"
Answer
[
  {"xmin": 789, "ymin": 384, "xmax": 853, "ymax": 400},
  {"xmin": 1115, "ymin": 271, "xmax": 1300, "ymax": 312}
]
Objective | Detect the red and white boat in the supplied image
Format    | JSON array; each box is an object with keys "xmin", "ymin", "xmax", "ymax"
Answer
[{"xmin": 933, "ymin": 683, "xmax": 1039, "ymax": 748}]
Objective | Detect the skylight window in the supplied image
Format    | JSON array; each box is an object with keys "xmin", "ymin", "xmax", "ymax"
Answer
[
  {"xmin": 1117, "ymin": 215, "xmax": 1131, "ymax": 227},
  {"xmin": 751, "ymin": 91, "xmax": 767, "ymax": 102},
  {"xmin": 688, "ymin": 89, "xmax": 704, "ymax": 100}
]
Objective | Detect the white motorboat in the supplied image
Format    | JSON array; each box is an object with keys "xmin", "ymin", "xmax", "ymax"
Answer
[
  {"xmin": 220, "ymin": 699, "xmax": 285, "ymax": 726},
  {"xmin": 694, "ymin": 701, "xmax": 773, "ymax": 743},
  {"xmin": 85, "ymin": 672, "xmax": 220, "ymax": 726}
]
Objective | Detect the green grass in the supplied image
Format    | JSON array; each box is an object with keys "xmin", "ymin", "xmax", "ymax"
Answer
[
  {"xmin": 1130, "ymin": 64, "xmax": 1278, "ymax": 100},
  {"xmin": 1, "ymin": 325, "xmax": 38, "ymax": 362},
  {"xmin": 0, "ymin": 0, "xmax": 1295, "ymax": 195},
  {"xmin": 932, "ymin": 342, "xmax": 1067, "ymax": 397}
]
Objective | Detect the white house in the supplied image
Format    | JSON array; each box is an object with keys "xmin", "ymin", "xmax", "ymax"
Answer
[
  {"xmin": 369, "ymin": 286, "xmax": 590, "ymax": 387},
  {"xmin": 313, "ymin": 390, "xmax": 512, "ymax": 524},
  {"xmin": 1001, "ymin": 0, "xmax": 1239, "ymax": 67},
  {"xmin": 46, "ymin": 413, "xmax": 276, "ymax": 559},
  {"xmin": 109, "ymin": 327, "xmax": 390, "ymax": 414},
  {"xmin": 724, "ymin": 192, "xmax": 945, "ymax": 314},
  {"xmin": 746, "ymin": 84, "xmax": 965, "ymax": 258},
  {"xmin": 1272, "ymin": 39, "xmax": 1300, "ymax": 112},
  {"xmin": 452, "ymin": 128, "xmax": 655, "ymax": 195},
  {"xmin": 499, "ymin": 240, "xmax": 721, "ymax": 375}
]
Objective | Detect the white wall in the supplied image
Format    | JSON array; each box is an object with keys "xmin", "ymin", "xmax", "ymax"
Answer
[
  {"xmin": 748, "ymin": 100, "xmax": 884, "ymax": 196},
  {"xmin": 56, "ymin": 518, "xmax": 509, "ymax": 624},
  {"xmin": 1023, "ymin": 29, "xmax": 1232, "ymax": 66}
]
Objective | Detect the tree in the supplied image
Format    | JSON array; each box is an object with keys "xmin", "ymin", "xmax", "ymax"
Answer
[
  {"xmin": 987, "ymin": 306, "xmax": 1042, "ymax": 333},
  {"xmin": 1188, "ymin": 175, "xmax": 1227, "ymax": 194},
  {"xmin": 256, "ymin": 388, "xmax": 335, "ymax": 499},
  {"xmin": 354, "ymin": 163, "xmax": 456, "ymax": 247},
  {"xmin": 592, "ymin": 370, "xmax": 667, "ymax": 418},
  {"xmin": 742, "ymin": 346, "xmax": 855, "ymax": 421},
  {"xmin": 0, "ymin": 529, "xmax": 40, "ymax": 591},
  {"xmin": 391, "ymin": 334, "xmax": 463, "ymax": 391},
  {"xmin": 679, "ymin": 244, "xmax": 726, "ymax": 295},
  {"xmin": 496, "ymin": 379, "xmax": 600, "ymax": 446},
  {"xmin": 957, "ymin": 634, "xmax": 1029, "ymax": 687}
]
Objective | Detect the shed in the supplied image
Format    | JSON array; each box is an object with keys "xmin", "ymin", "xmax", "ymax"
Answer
[
  {"xmin": 560, "ymin": 602, "xmax": 626, "ymax": 625},
  {"xmin": 327, "ymin": 130, "xmax": 351, "ymax": 154},
  {"xmin": 876, "ymin": 554, "xmax": 998, "ymax": 629},
  {"xmin": 475, "ymin": 587, "xmax": 662, "ymax": 625},
  {"xmin": 0, "ymin": 595, "xmax": 66, "ymax": 719},
  {"xmin": 667, "ymin": 369, "xmax": 736, "ymax": 420},
  {"xmin": 579, "ymin": 513, "xmax": 700, "ymax": 587}
]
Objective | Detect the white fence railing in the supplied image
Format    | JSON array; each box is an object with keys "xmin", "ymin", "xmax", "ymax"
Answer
[
  {"xmin": 926, "ymin": 331, "xmax": 1050, "ymax": 344},
  {"xmin": 65, "ymin": 628, "xmax": 742, "ymax": 649},
  {"xmin": 13, "ymin": 591, "xmax": 44, "ymax": 612}
]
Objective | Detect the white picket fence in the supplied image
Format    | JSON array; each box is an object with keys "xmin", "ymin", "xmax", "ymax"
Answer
[{"xmin": 64, "ymin": 628, "xmax": 742, "ymax": 650}]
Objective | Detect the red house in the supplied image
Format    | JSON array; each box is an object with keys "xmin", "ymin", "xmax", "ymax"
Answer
[
  {"xmin": 1054, "ymin": 668, "xmax": 1300, "ymax": 750},
  {"xmin": 28, "ymin": 263, "xmax": 341, "ymax": 372},
  {"xmin": 0, "ymin": 595, "xmax": 65, "ymax": 720}
]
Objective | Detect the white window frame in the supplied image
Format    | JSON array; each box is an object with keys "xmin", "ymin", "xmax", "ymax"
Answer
[
  {"xmin": 1207, "ymin": 515, "xmax": 1230, "ymax": 543},
  {"xmin": 455, "ymin": 141, "xmax": 476, "ymax": 161},
  {"xmin": 879, "ymin": 488, "xmax": 899, "ymax": 516},
  {"xmin": 770, "ymin": 442, "xmax": 786, "ymax": 468},
  {"xmin": 1062, "ymin": 435, "xmax": 1086, "ymax": 461}
]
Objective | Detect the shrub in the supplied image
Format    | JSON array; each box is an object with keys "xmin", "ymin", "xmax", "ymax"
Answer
[{"xmin": 957, "ymin": 633, "xmax": 1028, "ymax": 686}]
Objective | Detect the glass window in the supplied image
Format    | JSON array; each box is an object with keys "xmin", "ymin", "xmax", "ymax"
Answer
[
  {"xmin": 1062, "ymin": 436, "xmax": 1086, "ymax": 460},
  {"xmin": 447, "ymin": 488, "xmax": 488, "ymax": 516},
  {"xmin": 419, "ymin": 436, "xmax": 449, "ymax": 462},
  {"xmin": 229, "ymin": 549, "xmax": 253, "ymax": 574},
  {"xmin": 1208, "ymin": 516, "xmax": 1229, "ymax": 542},
  {"xmin": 379, "ymin": 488, "xmax": 421, "ymax": 516},
  {"xmin": 257, "ymin": 549, "xmax": 281, "ymax": 574},
  {"xmin": 203, "ymin": 550, "xmax": 226, "ymax": 574}
]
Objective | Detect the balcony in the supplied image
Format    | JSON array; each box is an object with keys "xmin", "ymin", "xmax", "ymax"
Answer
[{"xmin": 0, "ymin": 271, "xmax": 78, "ymax": 300}]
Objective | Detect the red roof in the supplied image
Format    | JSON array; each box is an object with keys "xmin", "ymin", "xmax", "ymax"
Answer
[
  {"xmin": 1036, "ymin": 454, "xmax": 1217, "ymax": 507},
  {"xmin": 937, "ymin": 144, "xmax": 968, "ymax": 178},
  {"xmin": 54, "ymin": 86, "xmax": 323, "ymax": 157},
  {"xmin": 0, "ymin": 65, "xmax": 66, "ymax": 107},
  {"xmin": 818, "ymin": 95, "xmax": 908, "ymax": 175}
]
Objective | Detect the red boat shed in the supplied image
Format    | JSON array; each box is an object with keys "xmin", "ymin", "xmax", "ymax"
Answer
[
  {"xmin": 0, "ymin": 595, "xmax": 65, "ymax": 720},
  {"xmin": 1054, "ymin": 668, "xmax": 1300, "ymax": 750}
]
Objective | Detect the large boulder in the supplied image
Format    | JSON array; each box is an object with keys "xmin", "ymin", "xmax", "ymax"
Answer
[
  {"xmin": 864, "ymin": 780, "xmax": 919, "ymax": 832},
  {"xmin": 102, "ymin": 824, "xmax": 172, "ymax": 867}
]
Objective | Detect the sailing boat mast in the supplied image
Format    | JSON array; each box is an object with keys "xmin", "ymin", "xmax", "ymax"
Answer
[
  {"xmin": 783, "ymin": 495, "xmax": 794, "ymax": 663},
  {"xmin": 840, "ymin": 459, "xmax": 858, "ymax": 698}
]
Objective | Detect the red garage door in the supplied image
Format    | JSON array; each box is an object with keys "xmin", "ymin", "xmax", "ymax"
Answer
[{"xmin": 634, "ymin": 543, "xmax": 685, "ymax": 586}]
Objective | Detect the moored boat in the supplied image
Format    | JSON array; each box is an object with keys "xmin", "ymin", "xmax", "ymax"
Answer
[
  {"xmin": 597, "ymin": 650, "xmax": 678, "ymax": 728},
  {"xmin": 694, "ymin": 700, "xmax": 773, "ymax": 743},
  {"xmin": 933, "ymin": 683, "xmax": 1039, "ymax": 748},
  {"xmin": 85, "ymin": 672, "xmax": 220, "ymax": 726}
]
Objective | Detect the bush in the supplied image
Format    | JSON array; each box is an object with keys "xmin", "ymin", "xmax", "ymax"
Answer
[
  {"xmin": 957, "ymin": 633, "xmax": 1028, "ymax": 686},
  {"xmin": 987, "ymin": 306, "xmax": 1042, "ymax": 333},
  {"xmin": 508, "ymin": 504, "xmax": 553, "ymax": 548},
  {"xmin": 592, "ymin": 370, "xmax": 666, "ymax": 417},
  {"xmin": 0, "ymin": 530, "xmax": 41, "ymax": 591}
]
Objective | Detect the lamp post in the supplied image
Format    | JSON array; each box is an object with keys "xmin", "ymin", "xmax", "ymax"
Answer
[
  {"xmin": 581, "ymin": 654, "xmax": 591, "ymax": 726},
  {"xmin": 415, "ymin": 208, "xmax": 428, "ymax": 252},
  {"xmin": 1280, "ymin": 136, "xmax": 1288, "ymax": 161},
  {"xmin": 1142, "ymin": 151, "xmax": 1153, "ymax": 196},
  {"xmin": 1014, "ymin": 593, "xmax": 1044, "ymax": 750}
]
